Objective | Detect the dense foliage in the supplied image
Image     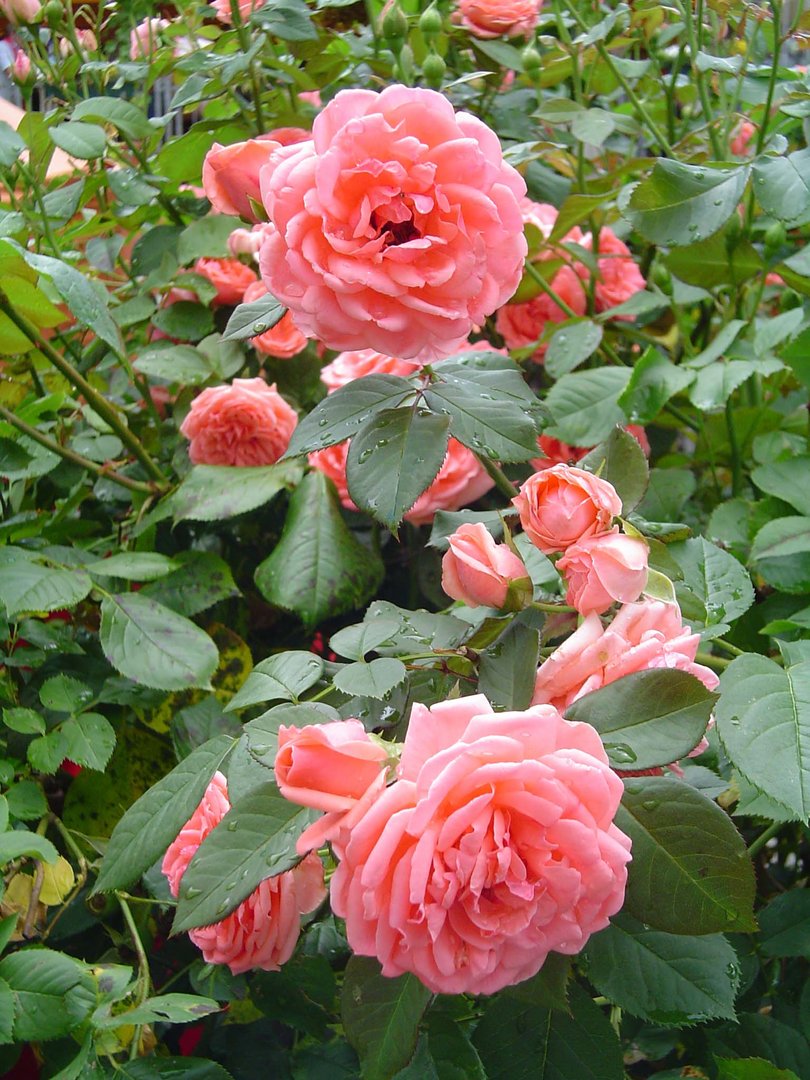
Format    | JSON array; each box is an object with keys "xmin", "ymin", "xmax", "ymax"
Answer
[{"xmin": 0, "ymin": 0, "xmax": 810, "ymax": 1077}]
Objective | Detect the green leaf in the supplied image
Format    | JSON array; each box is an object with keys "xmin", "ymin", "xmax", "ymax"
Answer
[
  {"xmin": 72, "ymin": 96, "xmax": 155, "ymax": 140},
  {"xmin": 140, "ymin": 551, "xmax": 239, "ymax": 617},
  {"xmin": 61, "ymin": 713, "xmax": 116, "ymax": 771},
  {"xmin": 255, "ymin": 471, "xmax": 384, "ymax": 630},
  {"xmin": 717, "ymin": 1060, "xmax": 800, "ymax": 1080},
  {"xmin": 329, "ymin": 620, "xmax": 404, "ymax": 662},
  {"xmin": 0, "ymin": 978, "xmax": 12, "ymax": 1045},
  {"xmin": 226, "ymin": 652, "xmax": 324, "ymax": 712},
  {"xmin": 584, "ymin": 913, "xmax": 739, "ymax": 1023},
  {"xmin": 100, "ymin": 593, "xmax": 219, "ymax": 692},
  {"xmin": 0, "ymin": 549, "xmax": 92, "ymax": 619},
  {"xmin": 3, "ymin": 707, "xmax": 45, "ymax": 735},
  {"xmin": 715, "ymin": 653, "xmax": 810, "ymax": 821},
  {"xmin": 332, "ymin": 658, "xmax": 407, "ymax": 700},
  {"xmin": 579, "ymin": 426, "xmax": 649, "ymax": 514},
  {"xmin": 710, "ymin": 1014, "xmax": 810, "ymax": 1078},
  {"xmin": 664, "ymin": 231, "xmax": 764, "ymax": 288},
  {"xmin": 169, "ymin": 461, "xmax": 301, "ymax": 522},
  {"xmin": 87, "ymin": 553, "xmax": 180, "ymax": 581},
  {"xmin": 478, "ymin": 621, "xmax": 540, "ymax": 711},
  {"xmin": 134, "ymin": 344, "xmax": 215, "ymax": 385},
  {"xmin": 473, "ymin": 982, "xmax": 624, "ymax": 1080},
  {"xmin": 39, "ymin": 674, "xmax": 92, "ymax": 714},
  {"xmin": 0, "ymin": 122, "xmax": 26, "ymax": 169},
  {"xmin": 172, "ymin": 783, "xmax": 317, "ymax": 933},
  {"xmin": 21, "ymin": 250, "xmax": 122, "ymax": 352},
  {"xmin": 0, "ymin": 830, "xmax": 58, "ymax": 865},
  {"xmin": 750, "ymin": 516, "xmax": 810, "ymax": 593},
  {"xmin": 6, "ymin": 780, "xmax": 47, "ymax": 820},
  {"xmin": 27, "ymin": 732, "xmax": 70, "ymax": 774},
  {"xmin": 0, "ymin": 949, "xmax": 90, "ymax": 1042},
  {"xmin": 342, "ymin": 956, "xmax": 431, "ymax": 1080},
  {"xmin": 759, "ymin": 890, "xmax": 810, "ymax": 958},
  {"xmin": 545, "ymin": 319, "xmax": 604, "ymax": 378},
  {"xmin": 423, "ymin": 351, "xmax": 543, "ymax": 461},
  {"xmin": 616, "ymin": 776, "xmax": 756, "ymax": 933},
  {"xmin": 94, "ymin": 993, "xmax": 219, "ymax": 1029},
  {"xmin": 93, "ymin": 734, "xmax": 234, "ymax": 894},
  {"xmin": 751, "ymin": 458, "xmax": 810, "ymax": 516},
  {"xmin": 177, "ymin": 216, "xmax": 242, "ymax": 264},
  {"xmin": 222, "ymin": 292, "xmax": 285, "ymax": 341},
  {"xmin": 753, "ymin": 149, "xmax": 810, "ymax": 226},
  {"xmin": 545, "ymin": 368, "xmax": 631, "ymax": 445},
  {"xmin": 503, "ymin": 952, "xmax": 571, "ymax": 1011},
  {"xmin": 565, "ymin": 670, "xmax": 716, "ymax": 770},
  {"xmin": 245, "ymin": 702, "xmax": 341, "ymax": 769},
  {"xmin": 669, "ymin": 537, "xmax": 754, "ymax": 627},
  {"xmin": 689, "ymin": 359, "xmax": 784, "ymax": 411},
  {"xmin": 346, "ymin": 408, "xmax": 450, "ymax": 529},
  {"xmin": 753, "ymin": 307, "xmax": 805, "ymax": 357},
  {"xmin": 284, "ymin": 376, "xmax": 416, "ymax": 458},
  {"xmin": 619, "ymin": 160, "xmax": 749, "ymax": 246},
  {"xmin": 151, "ymin": 302, "xmax": 215, "ymax": 343},
  {"xmin": 618, "ymin": 347, "xmax": 695, "ymax": 424},
  {"xmin": 105, "ymin": 1057, "xmax": 235, "ymax": 1078},
  {"xmin": 49, "ymin": 121, "xmax": 106, "ymax": 160}
]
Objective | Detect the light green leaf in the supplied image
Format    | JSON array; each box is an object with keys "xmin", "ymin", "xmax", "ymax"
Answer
[
  {"xmin": 750, "ymin": 516, "xmax": 810, "ymax": 593},
  {"xmin": 545, "ymin": 367, "xmax": 631, "ymax": 445},
  {"xmin": 177, "ymin": 216, "xmax": 242, "ymax": 264},
  {"xmin": 172, "ymin": 783, "xmax": 317, "ymax": 933},
  {"xmin": 618, "ymin": 347, "xmax": 695, "ymax": 423},
  {"xmin": 169, "ymin": 461, "xmax": 301, "ymax": 522},
  {"xmin": 73, "ymin": 96, "xmax": 155, "ymax": 140},
  {"xmin": 21, "ymin": 249, "xmax": 123, "ymax": 352},
  {"xmin": 332, "ymin": 658, "xmax": 407, "ymax": 700},
  {"xmin": 94, "ymin": 993, "xmax": 219, "ymax": 1029},
  {"xmin": 133, "ymin": 344, "xmax": 215, "ymax": 385},
  {"xmin": 753, "ymin": 149, "xmax": 810, "ymax": 226},
  {"xmin": 0, "ymin": 549, "xmax": 92, "ymax": 619},
  {"xmin": 49, "ymin": 121, "xmax": 106, "ymax": 160},
  {"xmin": 751, "ymin": 458, "xmax": 810, "ymax": 516},
  {"xmin": 226, "ymin": 652, "xmax": 324, "ymax": 712},
  {"xmin": 545, "ymin": 319, "xmax": 604, "ymax": 378},
  {"xmin": 0, "ymin": 830, "xmax": 58, "ymax": 865},
  {"xmin": 87, "ymin": 553, "xmax": 180, "ymax": 581},
  {"xmin": 669, "ymin": 537, "xmax": 754, "ymax": 627},
  {"xmin": 222, "ymin": 292, "xmax": 285, "ymax": 341},
  {"xmin": 61, "ymin": 714, "xmax": 116, "ymax": 771},
  {"xmin": 3, "ymin": 707, "xmax": 45, "ymax": 735}
]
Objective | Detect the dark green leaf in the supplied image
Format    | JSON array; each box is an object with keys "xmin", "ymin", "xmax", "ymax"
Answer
[
  {"xmin": 169, "ymin": 461, "xmax": 301, "ymax": 522},
  {"xmin": 226, "ymin": 652, "xmax": 324, "ymax": 712},
  {"xmin": 669, "ymin": 537, "xmax": 755, "ymax": 627},
  {"xmin": 545, "ymin": 368, "xmax": 631, "ymax": 445},
  {"xmin": 545, "ymin": 319, "xmax": 603, "ymax": 378},
  {"xmin": 222, "ymin": 292, "xmax": 285, "ymax": 341},
  {"xmin": 753, "ymin": 149, "xmax": 810, "ymax": 226},
  {"xmin": 0, "ymin": 949, "xmax": 89, "ymax": 1042},
  {"xmin": 750, "ymin": 517, "xmax": 810, "ymax": 593},
  {"xmin": 579, "ymin": 426, "xmax": 649, "ymax": 514},
  {"xmin": 94, "ymin": 993, "xmax": 219, "ymax": 1028},
  {"xmin": 617, "ymin": 347, "xmax": 695, "ymax": 424},
  {"xmin": 759, "ymin": 890, "xmax": 810, "ymax": 958},
  {"xmin": 140, "ymin": 552, "xmax": 239, "ymax": 617},
  {"xmin": 332, "ymin": 658, "xmax": 407, "ymax": 700},
  {"xmin": 478, "ymin": 621, "xmax": 539, "ymax": 711},
  {"xmin": 177, "ymin": 216, "xmax": 242, "ymax": 263}
]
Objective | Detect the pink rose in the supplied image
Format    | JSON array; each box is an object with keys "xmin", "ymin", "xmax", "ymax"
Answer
[
  {"xmin": 320, "ymin": 349, "xmax": 421, "ymax": 392},
  {"xmin": 532, "ymin": 599, "xmax": 720, "ymax": 713},
  {"xmin": 512, "ymin": 464, "xmax": 622, "ymax": 555},
  {"xmin": 0, "ymin": 0, "xmax": 40, "ymax": 23},
  {"xmin": 211, "ymin": 0, "xmax": 265, "ymax": 23},
  {"xmin": 162, "ymin": 772, "xmax": 326, "ymax": 975},
  {"xmin": 496, "ymin": 265, "xmax": 587, "ymax": 361},
  {"xmin": 330, "ymin": 694, "xmax": 631, "ymax": 994},
  {"xmin": 308, "ymin": 437, "xmax": 493, "ymax": 523},
  {"xmin": 580, "ymin": 227, "xmax": 646, "ymax": 314},
  {"xmin": 228, "ymin": 223, "xmax": 275, "ymax": 260},
  {"xmin": 180, "ymin": 378, "xmax": 297, "ymax": 467},
  {"xmin": 243, "ymin": 280, "xmax": 308, "ymax": 358},
  {"xmin": 529, "ymin": 427, "xmax": 649, "ymax": 471},
  {"xmin": 441, "ymin": 522, "xmax": 531, "ymax": 608},
  {"xmin": 12, "ymin": 50, "xmax": 31, "ymax": 82},
  {"xmin": 558, "ymin": 530, "xmax": 649, "ymax": 615},
  {"xmin": 203, "ymin": 140, "xmax": 282, "ymax": 222},
  {"xmin": 275, "ymin": 720, "xmax": 389, "ymax": 854},
  {"xmin": 129, "ymin": 18, "xmax": 169, "ymax": 60},
  {"xmin": 193, "ymin": 257, "xmax": 258, "ymax": 306},
  {"xmin": 730, "ymin": 120, "xmax": 756, "ymax": 156},
  {"xmin": 298, "ymin": 90, "xmax": 322, "ymax": 108},
  {"xmin": 454, "ymin": 0, "xmax": 541, "ymax": 39},
  {"xmin": 258, "ymin": 85, "xmax": 527, "ymax": 360}
]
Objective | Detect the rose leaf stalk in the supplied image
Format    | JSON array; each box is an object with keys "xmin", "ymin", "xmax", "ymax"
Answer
[{"xmin": 0, "ymin": 286, "xmax": 168, "ymax": 487}]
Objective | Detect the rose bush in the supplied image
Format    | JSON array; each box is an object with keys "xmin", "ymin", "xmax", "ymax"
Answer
[{"xmin": 0, "ymin": 0, "xmax": 807, "ymax": 1076}]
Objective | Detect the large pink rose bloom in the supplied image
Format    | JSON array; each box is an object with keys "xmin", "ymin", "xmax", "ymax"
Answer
[
  {"xmin": 258, "ymin": 86, "xmax": 527, "ymax": 360},
  {"xmin": 180, "ymin": 378, "xmax": 297, "ymax": 466},
  {"xmin": 454, "ymin": 0, "xmax": 541, "ymax": 39},
  {"xmin": 532, "ymin": 599, "xmax": 720, "ymax": 713},
  {"xmin": 162, "ymin": 772, "xmax": 326, "ymax": 975},
  {"xmin": 309, "ymin": 437, "xmax": 493, "ymax": 523},
  {"xmin": 330, "ymin": 694, "xmax": 631, "ymax": 995}
]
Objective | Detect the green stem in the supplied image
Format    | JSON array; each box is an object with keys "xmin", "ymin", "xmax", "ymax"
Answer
[
  {"xmin": 695, "ymin": 651, "xmax": 731, "ymax": 671},
  {"xmin": 117, "ymin": 893, "xmax": 151, "ymax": 1059},
  {"xmin": 747, "ymin": 820, "xmax": 782, "ymax": 857},
  {"xmin": 15, "ymin": 160, "xmax": 63, "ymax": 256},
  {"xmin": 524, "ymin": 262, "xmax": 579, "ymax": 319},
  {"xmin": 477, "ymin": 455, "xmax": 519, "ymax": 499},
  {"xmin": 0, "ymin": 406, "xmax": 155, "ymax": 495},
  {"xmin": 679, "ymin": 0, "xmax": 724, "ymax": 159},
  {"xmin": 726, "ymin": 397, "xmax": 743, "ymax": 496},
  {"xmin": 0, "ymin": 288, "xmax": 168, "ymax": 487},
  {"xmin": 754, "ymin": 0, "xmax": 782, "ymax": 157},
  {"xmin": 531, "ymin": 601, "xmax": 577, "ymax": 614},
  {"xmin": 663, "ymin": 402, "xmax": 700, "ymax": 434}
]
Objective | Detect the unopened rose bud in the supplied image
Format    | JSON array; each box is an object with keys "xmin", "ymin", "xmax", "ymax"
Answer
[
  {"xmin": 12, "ymin": 49, "xmax": 31, "ymax": 83},
  {"xmin": 422, "ymin": 50, "xmax": 445, "ymax": 89},
  {"xmin": 441, "ymin": 523, "xmax": 532, "ymax": 610}
]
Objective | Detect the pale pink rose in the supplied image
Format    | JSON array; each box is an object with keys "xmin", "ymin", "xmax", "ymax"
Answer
[
  {"xmin": 212, "ymin": 0, "xmax": 265, "ymax": 24},
  {"xmin": 765, "ymin": 272, "xmax": 784, "ymax": 287},
  {"xmin": 532, "ymin": 599, "xmax": 720, "ymax": 713},
  {"xmin": 275, "ymin": 720, "xmax": 389, "ymax": 855},
  {"xmin": 11, "ymin": 50, "xmax": 31, "ymax": 82},
  {"xmin": 180, "ymin": 378, "xmax": 297, "ymax": 466},
  {"xmin": 228, "ymin": 223, "xmax": 275, "ymax": 260},
  {"xmin": 129, "ymin": 18, "xmax": 169, "ymax": 60},
  {"xmin": 193, "ymin": 257, "xmax": 258, "ymax": 306},
  {"xmin": 454, "ymin": 0, "xmax": 541, "ymax": 39},
  {"xmin": 258, "ymin": 85, "xmax": 527, "ymax": 360},
  {"xmin": 579, "ymin": 228, "xmax": 646, "ymax": 315},
  {"xmin": 441, "ymin": 522, "xmax": 531, "ymax": 608},
  {"xmin": 558, "ymin": 530, "xmax": 649, "ymax": 615},
  {"xmin": 513, "ymin": 464, "xmax": 622, "ymax": 555},
  {"xmin": 520, "ymin": 199, "xmax": 583, "ymax": 259},
  {"xmin": 58, "ymin": 29, "xmax": 97, "ymax": 56},
  {"xmin": 529, "ymin": 427, "xmax": 650, "ymax": 471},
  {"xmin": 243, "ymin": 280, "xmax": 307, "ymax": 357},
  {"xmin": 0, "ymin": 0, "xmax": 40, "ymax": 23},
  {"xmin": 298, "ymin": 90, "xmax": 322, "ymax": 108},
  {"xmin": 495, "ymin": 265, "xmax": 587, "ymax": 361},
  {"xmin": 320, "ymin": 349, "xmax": 421, "ymax": 392},
  {"xmin": 730, "ymin": 120, "xmax": 756, "ymax": 156},
  {"xmin": 330, "ymin": 694, "xmax": 631, "ymax": 995},
  {"xmin": 162, "ymin": 772, "xmax": 326, "ymax": 975},
  {"xmin": 309, "ymin": 437, "xmax": 492, "ymax": 522},
  {"xmin": 203, "ymin": 140, "xmax": 283, "ymax": 222}
]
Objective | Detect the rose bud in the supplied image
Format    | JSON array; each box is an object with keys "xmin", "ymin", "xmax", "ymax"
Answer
[
  {"xmin": 441, "ymin": 522, "xmax": 531, "ymax": 610},
  {"xmin": 512, "ymin": 464, "xmax": 622, "ymax": 555},
  {"xmin": 557, "ymin": 530, "xmax": 649, "ymax": 615}
]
